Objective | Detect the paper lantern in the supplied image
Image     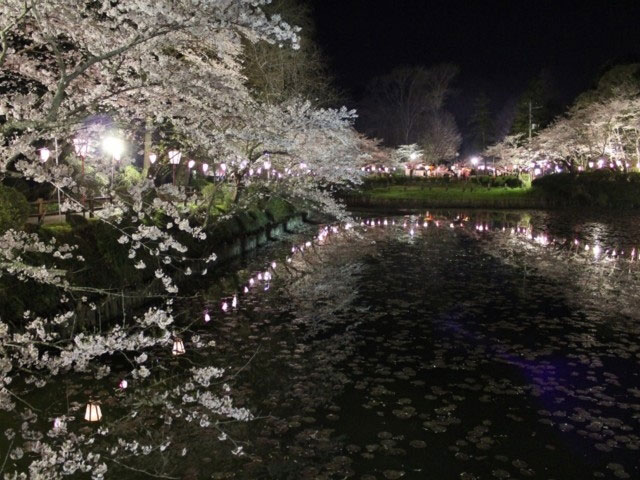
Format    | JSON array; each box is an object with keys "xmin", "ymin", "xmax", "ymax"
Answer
[
  {"xmin": 39, "ymin": 147, "xmax": 51, "ymax": 162},
  {"xmin": 84, "ymin": 400, "xmax": 102, "ymax": 422},
  {"xmin": 168, "ymin": 150, "xmax": 182, "ymax": 165},
  {"xmin": 172, "ymin": 337, "xmax": 186, "ymax": 356}
]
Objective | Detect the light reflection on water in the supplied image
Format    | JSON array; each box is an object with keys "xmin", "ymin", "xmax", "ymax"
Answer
[{"xmin": 171, "ymin": 211, "xmax": 640, "ymax": 478}]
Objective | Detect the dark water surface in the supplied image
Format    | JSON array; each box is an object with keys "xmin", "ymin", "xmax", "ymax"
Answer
[{"xmin": 183, "ymin": 210, "xmax": 640, "ymax": 480}]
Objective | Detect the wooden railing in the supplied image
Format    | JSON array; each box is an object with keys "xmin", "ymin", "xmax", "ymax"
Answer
[
  {"xmin": 29, "ymin": 196, "xmax": 112, "ymax": 224},
  {"xmin": 29, "ymin": 187, "xmax": 198, "ymax": 224}
]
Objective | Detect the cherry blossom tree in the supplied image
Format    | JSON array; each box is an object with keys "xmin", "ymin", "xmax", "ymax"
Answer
[
  {"xmin": 0, "ymin": 1, "xmax": 369, "ymax": 478},
  {"xmin": 485, "ymin": 65, "xmax": 640, "ymax": 175}
]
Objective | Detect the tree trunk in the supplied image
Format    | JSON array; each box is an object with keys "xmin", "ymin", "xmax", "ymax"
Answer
[
  {"xmin": 142, "ymin": 116, "xmax": 153, "ymax": 177},
  {"xmin": 231, "ymin": 178, "xmax": 243, "ymax": 204}
]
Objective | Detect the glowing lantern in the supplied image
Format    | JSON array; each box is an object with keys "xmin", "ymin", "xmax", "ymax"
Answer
[
  {"xmin": 149, "ymin": 153, "xmax": 157, "ymax": 164},
  {"xmin": 232, "ymin": 295, "xmax": 238, "ymax": 308},
  {"xmin": 202, "ymin": 163, "xmax": 209, "ymax": 173},
  {"xmin": 188, "ymin": 159, "xmax": 195, "ymax": 169},
  {"xmin": 172, "ymin": 337, "xmax": 186, "ymax": 356},
  {"xmin": 39, "ymin": 147, "xmax": 51, "ymax": 162},
  {"xmin": 221, "ymin": 302, "xmax": 229, "ymax": 312},
  {"xmin": 168, "ymin": 150, "xmax": 182, "ymax": 185},
  {"xmin": 84, "ymin": 400, "xmax": 102, "ymax": 422},
  {"xmin": 73, "ymin": 138, "xmax": 90, "ymax": 157},
  {"xmin": 168, "ymin": 150, "xmax": 182, "ymax": 165},
  {"xmin": 204, "ymin": 312, "xmax": 211, "ymax": 322},
  {"xmin": 118, "ymin": 379, "xmax": 128, "ymax": 389}
]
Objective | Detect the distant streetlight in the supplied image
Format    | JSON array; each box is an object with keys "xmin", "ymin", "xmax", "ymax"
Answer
[
  {"xmin": 168, "ymin": 150, "xmax": 181, "ymax": 185},
  {"xmin": 263, "ymin": 156, "xmax": 271, "ymax": 179},
  {"xmin": 73, "ymin": 138, "xmax": 90, "ymax": 174},
  {"xmin": 103, "ymin": 136, "xmax": 124, "ymax": 161},
  {"xmin": 74, "ymin": 138, "xmax": 90, "ymax": 203},
  {"xmin": 103, "ymin": 136, "xmax": 125, "ymax": 188},
  {"xmin": 202, "ymin": 163, "xmax": 209, "ymax": 174},
  {"xmin": 187, "ymin": 159, "xmax": 195, "ymax": 186},
  {"xmin": 40, "ymin": 141, "xmax": 62, "ymax": 215}
]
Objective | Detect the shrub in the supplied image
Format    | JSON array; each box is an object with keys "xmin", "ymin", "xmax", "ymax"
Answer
[
  {"xmin": 504, "ymin": 176, "xmax": 523, "ymax": 188},
  {"xmin": 0, "ymin": 185, "xmax": 30, "ymax": 232},
  {"xmin": 477, "ymin": 175, "xmax": 492, "ymax": 186},
  {"xmin": 119, "ymin": 165, "xmax": 142, "ymax": 188},
  {"xmin": 532, "ymin": 171, "xmax": 640, "ymax": 208}
]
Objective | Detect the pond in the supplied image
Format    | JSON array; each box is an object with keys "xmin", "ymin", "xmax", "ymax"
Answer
[{"xmin": 172, "ymin": 209, "xmax": 640, "ymax": 480}]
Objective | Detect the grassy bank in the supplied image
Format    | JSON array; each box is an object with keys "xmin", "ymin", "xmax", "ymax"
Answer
[
  {"xmin": 346, "ymin": 185, "xmax": 546, "ymax": 209},
  {"xmin": 346, "ymin": 171, "xmax": 640, "ymax": 210}
]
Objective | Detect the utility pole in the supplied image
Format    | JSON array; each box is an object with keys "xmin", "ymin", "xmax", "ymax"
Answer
[{"xmin": 528, "ymin": 100, "xmax": 532, "ymax": 143}]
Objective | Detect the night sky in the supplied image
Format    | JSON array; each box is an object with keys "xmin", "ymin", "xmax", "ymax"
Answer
[{"xmin": 311, "ymin": 0, "xmax": 640, "ymax": 139}]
